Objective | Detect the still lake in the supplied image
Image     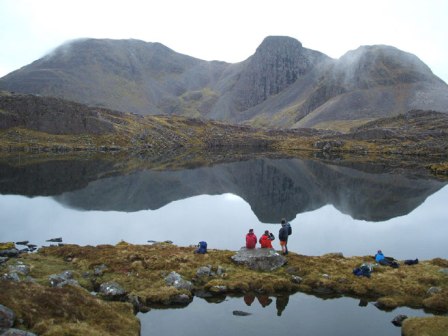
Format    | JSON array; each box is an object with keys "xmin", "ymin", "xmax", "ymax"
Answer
[{"xmin": 1, "ymin": 156, "xmax": 447, "ymax": 335}]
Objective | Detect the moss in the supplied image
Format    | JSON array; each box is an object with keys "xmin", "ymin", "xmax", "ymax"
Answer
[
  {"xmin": 402, "ymin": 316, "xmax": 448, "ymax": 336},
  {"xmin": 0, "ymin": 242, "xmax": 15, "ymax": 250},
  {"xmin": 0, "ymin": 281, "xmax": 139, "ymax": 336}
]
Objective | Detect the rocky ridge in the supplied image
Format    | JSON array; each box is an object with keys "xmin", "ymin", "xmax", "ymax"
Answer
[{"xmin": 1, "ymin": 36, "xmax": 447, "ymax": 129}]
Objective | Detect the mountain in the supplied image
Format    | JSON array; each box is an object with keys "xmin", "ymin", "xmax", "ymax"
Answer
[{"xmin": 1, "ymin": 37, "xmax": 447, "ymax": 130}]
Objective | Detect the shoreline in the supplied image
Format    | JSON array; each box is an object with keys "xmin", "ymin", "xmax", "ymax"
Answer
[{"xmin": 1, "ymin": 242, "xmax": 448, "ymax": 335}]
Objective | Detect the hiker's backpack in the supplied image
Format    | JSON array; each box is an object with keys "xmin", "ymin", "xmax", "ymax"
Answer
[
  {"xmin": 286, "ymin": 223, "xmax": 292, "ymax": 235},
  {"xmin": 196, "ymin": 241, "xmax": 207, "ymax": 254}
]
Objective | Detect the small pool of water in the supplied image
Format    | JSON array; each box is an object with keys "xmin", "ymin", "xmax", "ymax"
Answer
[{"xmin": 139, "ymin": 293, "xmax": 431, "ymax": 336}]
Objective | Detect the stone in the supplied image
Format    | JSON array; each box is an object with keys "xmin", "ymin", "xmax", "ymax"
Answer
[
  {"xmin": 169, "ymin": 294, "xmax": 192, "ymax": 305},
  {"xmin": 233, "ymin": 310, "xmax": 251, "ymax": 316},
  {"xmin": 291, "ymin": 275, "xmax": 303, "ymax": 284},
  {"xmin": 15, "ymin": 241, "xmax": 29, "ymax": 246},
  {"xmin": 0, "ymin": 257, "xmax": 8, "ymax": 264},
  {"xmin": 164, "ymin": 271, "xmax": 193, "ymax": 291},
  {"xmin": 49, "ymin": 271, "xmax": 74, "ymax": 287},
  {"xmin": 438, "ymin": 268, "xmax": 448, "ymax": 275},
  {"xmin": 0, "ymin": 304, "xmax": 15, "ymax": 328},
  {"xmin": 216, "ymin": 266, "xmax": 225, "ymax": 276},
  {"xmin": 0, "ymin": 249, "xmax": 19, "ymax": 258},
  {"xmin": 93, "ymin": 264, "xmax": 108, "ymax": 276},
  {"xmin": 1, "ymin": 273, "xmax": 20, "ymax": 282},
  {"xmin": 231, "ymin": 248, "xmax": 286, "ymax": 271},
  {"xmin": 99, "ymin": 281, "xmax": 127, "ymax": 300},
  {"xmin": 196, "ymin": 266, "xmax": 212, "ymax": 277},
  {"xmin": 46, "ymin": 237, "xmax": 62, "ymax": 243},
  {"xmin": 8, "ymin": 263, "xmax": 30, "ymax": 276},
  {"xmin": 391, "ymin": 314, "xmax": 408, "ymax": 326},
  {"xmin": 427, "ymin": 287, "xmax": 441, "ymax": 295},
  {"xmin": 0, "ymin": 328, "xmax": 38, "ymax": 335}
]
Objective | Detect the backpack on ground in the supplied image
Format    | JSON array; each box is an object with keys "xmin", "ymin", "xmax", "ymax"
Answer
[{"xmin": 195, "ymin": 241, "xmax": 207, "ymax": 254}]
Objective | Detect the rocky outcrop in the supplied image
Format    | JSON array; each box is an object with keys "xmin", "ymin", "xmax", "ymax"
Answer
[
  {"xmin": 231, "ymin": 247, "xmax": 286, "ymax": 271},
  {"xmin": 231, "ymin": 36, "xmax": 328, "ymax": 111}
]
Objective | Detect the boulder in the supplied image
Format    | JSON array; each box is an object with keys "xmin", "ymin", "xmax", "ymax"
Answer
[
  {"xmin": 0, "ymin": 249, "xmax": 19, "ymax": 258},
  {"xmin": 49, "ymin": 271, "xmax": 78, "ymax": 288},
  {"xmin": 164, "ymin": 271, "xmax": 193, "ymax": 291},
  {"xmin": 233, "ymin": 310, "xmax": 251, "ymax": 316},
  {"xmin": 391, "ymin": 314, "xmax": 408, "ymax": 326},
  {"xmin": 1, "ymin": 273, "xmax": 20, "ymax": 282},
  {"xmin": 99, "ymin": 281, "xmax": 127, "ymax": 300},
  {"xmin": 0, "ymin": 304, "xmax": 15, "ymax": 328},
  {"xmin": 0, "ymin": 328, "xmax": 38, "ymax": 335},
  {"xmin": 8, "ymin": 262, "xmax": 30, "ymax": 276},
  {"xmin": 93, "ymin": 264, "xmax": 108, "ymax": 276},
  {"xmin": 196, "ymin": 266, "xmax": 212, "ymax": 277},
  {"xmin": 0, "ymin": 257, "xmax": 8, "ymax": 264},
  {"xmin": 231, "ymin": 248, "xmax": 286, "ymax": 271}
]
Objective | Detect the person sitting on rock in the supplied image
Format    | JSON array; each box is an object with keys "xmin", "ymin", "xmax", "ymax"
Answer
[
  {"xmin": 259, "ymin": 230, "xmax": 274, "ymax": 248},
  {"xmin": 245, "ymin": 229, "xmax": 257, "ymax": 249}
]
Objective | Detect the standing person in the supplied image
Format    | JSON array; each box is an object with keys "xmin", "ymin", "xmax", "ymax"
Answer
[
  {"xmin": 279, "ymin": 219, "xmax": 289, "ymax": 255},
  {"xmin": 246, "ymin": 229, "xmax": 257, "ymax": 249},
  {"xmin": 259, "ymin": 230, "xmax": 274, "ymax": 248}
]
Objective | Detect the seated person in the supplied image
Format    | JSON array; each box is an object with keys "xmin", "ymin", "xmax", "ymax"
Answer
[
  {"xmin": 259, "ymin": 230, "xmax": 274, "ymax": 248},
  {"xmin": 246, "ymin": 229, "xmax": 257, "ymax": 249}
]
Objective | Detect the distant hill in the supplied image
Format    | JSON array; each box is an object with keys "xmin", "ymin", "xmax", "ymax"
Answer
[{"xmin": 1, "ymin": 36, "xmax": 448, "ymax": 130}]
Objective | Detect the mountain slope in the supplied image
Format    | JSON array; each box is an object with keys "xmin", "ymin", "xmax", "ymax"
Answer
[{"xmin": 1, "ymin": 37, "xmax": 447, "ymax": 130}]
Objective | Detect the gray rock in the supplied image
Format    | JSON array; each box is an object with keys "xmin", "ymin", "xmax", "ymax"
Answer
[
  {"xmin": 169, "ymin": 294, "xmax": 192, "ymax": 305},
  {"xmin": 1, "ymin": 273, "xmax": 20, "ymax": 282},
  {"xmin": 196, "ymin": 266, "xmax": 212, "ymax": 277},
  {"xmin": 49, "ymin": 271, "xmax": 74, "ymax": 287},
  {"xmin": 93, "ymin": 264, "xmax": 108, "ymax": 276},
  {"xmin": 291, "ymin": 275, "xmax": 303, "ymax": 284},
  {"xmin": 231, "ymin": 248, "xmax": 286, "ymax": 271},
  {"xmin": 438, "ymin": 268, "xmax": 448, "ymax": 275},
  {"xmin": 427, "ymin": 287, "xmax": 441, "ymax": 295},
  {"xmin": 0, "ymin": 328, "xmax": 37, "ymax": 336},
  {"xmin": 15, "ymin": 241, "xmax": 29, "ymax": 246},
  {"xmin": 0, "ymin": 257, "xmax": 8, "ymax": 264},
  {"xmin": 391, "ymin": 314, "xmax": 408, "ymax": 326},
  {"xmin": 216, "ymin": 266, "xmax": 225, "ymax": 276},
  {"xmin": 164, "ymin": 271, "xmax": 193, "ymax": 291},
  {"xmin": 46, "ymin": 237, "xmax": 62, "ymax": 243},
  {"xmin": 0, "ymin": 304, "xmax": 15, "ymax": 328},
  {"xmin": 0, "ymin": 249, "xmax": 19, "ymax": 258},
  {"xmin": 99, "ymin": 281, "xmax": 127, "ymax": 300},
  {"xmin": 233, "ymin": 310, "xmax": 251, "ymax": 316},
  {"xmin": 8, "ymin": 263, "xmax": 30, "ymax": 276}
]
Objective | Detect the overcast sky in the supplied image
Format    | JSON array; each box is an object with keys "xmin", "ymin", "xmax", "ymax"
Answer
[{"xmin": 1, "ymin": 0, "xmax": 447, "ymax": 83}]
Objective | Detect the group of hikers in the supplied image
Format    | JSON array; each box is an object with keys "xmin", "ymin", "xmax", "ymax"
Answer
[{"xmin": 245, "ymin": 218, "xmax": 292, "ymax": 255}]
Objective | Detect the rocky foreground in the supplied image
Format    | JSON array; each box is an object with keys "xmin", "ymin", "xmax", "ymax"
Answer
[{"xmin": 1, "ymin": 242, "xmax": 447, "ymax": 335}]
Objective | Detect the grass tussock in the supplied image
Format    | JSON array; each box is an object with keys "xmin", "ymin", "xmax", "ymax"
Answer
[
  {"xmin": 402, "ymin": 316, "xmax": 448, "ymax": 336},
  {"xmin": 0, "ymin": 281, "xmax": 139, "ymax": 336}
]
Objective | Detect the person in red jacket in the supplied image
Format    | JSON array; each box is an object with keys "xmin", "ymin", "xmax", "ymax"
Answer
[
  {"xmin": 259, "ymin": 230, "xmax": 274, "ymax": 248},
  {"xmin": 246, "ymin": 229, "xmax": 257, "ymax": 249}
]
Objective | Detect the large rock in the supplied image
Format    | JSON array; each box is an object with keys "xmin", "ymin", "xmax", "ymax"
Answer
[
  {"xmin": 0, "ymin": 304, "xmax": 15, "ymax": 328},
  {"xmin": 231, "ymin": 248, "xmax": 287, "ymax": 271},
  {"xmin": 49, "ymin": 271, "xmax": 79, "ymax": 288},
  {"xmin": 99, "ymin": 281, "xmax": 127, "ymax": 300},
  {"xmin": 164, "ymin": 271, "xmax": 193, "ymax": 291},
  {"xmin": 0, "ymin": 328, "xmax": 38, "ymax": 336}
]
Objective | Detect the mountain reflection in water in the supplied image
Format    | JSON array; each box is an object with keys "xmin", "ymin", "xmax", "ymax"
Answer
[
  {"xmin": 1, "ymin": 156, "xmax": 447, "ymax": 259},
  {"xmin": 1, "ymin": 157, "xmax": 445, "ymax": 222}
]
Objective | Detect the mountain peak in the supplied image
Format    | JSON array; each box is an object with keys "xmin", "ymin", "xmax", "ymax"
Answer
[{"xmin": 256, "ymin": 36, "xmax": 303, "ymax": 53}]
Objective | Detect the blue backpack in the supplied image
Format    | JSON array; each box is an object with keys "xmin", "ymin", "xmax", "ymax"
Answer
[{"xmin": 196, "ymin": 241, "xmax": 207, "ymax": 254}]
